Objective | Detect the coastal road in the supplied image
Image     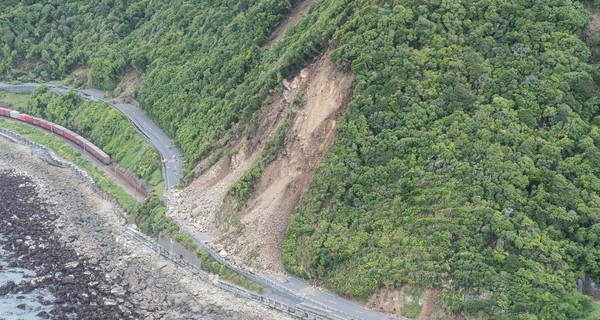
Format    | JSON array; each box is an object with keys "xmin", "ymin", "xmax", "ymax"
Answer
[
  {"xmin": 182, "ymin": 227, "xmax": 403, "ymax": 320},
  {"xmin": 1, "ymin": 82, "xmax": 400, "ymax": 320},
  {"xmin": 0, "ymin": 82, "xmax": 183, "ymax": 190}
]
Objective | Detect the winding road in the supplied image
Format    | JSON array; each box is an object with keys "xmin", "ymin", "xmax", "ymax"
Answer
[
  {"xmin": 0, "ymin": 82, "xmax": 183, "ymax": 190},
  {"xmin": 0, "ymin": 82, "xmax": 400, "ymax": 320}
]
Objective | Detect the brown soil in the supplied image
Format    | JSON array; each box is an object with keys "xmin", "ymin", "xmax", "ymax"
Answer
[
  {"xmin": 112, "ymin": 68, "xmax": 142, "ymax": 101},
  {"xmin": 218, "ymin": 50, "xmax": 353, "ymax": 272},
  {"xmin": 419, "ymin": 288, "xmax": 442, "ymax": 320},
  {"xmin": 70, "ymin": 65, "xmax": 93, "ymax": 87},
  {"xmin": 169, "ymin": 51, "xmax": 353, "ymax": 274},
  {"xmin": 168, "ymin": 141, "xmax": 260, "ymax": 235},
  {"xmin": 368, "ymin": 287, "xmax": 406, "ymax": 317},
  {"xmin": 265, "ymin": 0, "xmax": 312, "ymax": 49},
  {"xmin": 168, "ymin": 86, "xmax": 293, "ymax": 236},
  {"xmin": 368, "ymin": 286, "xmax": 442, "ymax": 319}
]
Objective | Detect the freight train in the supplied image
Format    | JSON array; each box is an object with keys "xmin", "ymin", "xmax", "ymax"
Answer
[{"xmin": 0, "ymin": 106, "xmax": 111, "ymax": 165}]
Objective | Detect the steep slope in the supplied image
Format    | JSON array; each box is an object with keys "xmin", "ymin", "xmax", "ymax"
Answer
[
  {"xmin": 2, "ymin": 0, "xmax": 600, "ymax": 319},
  {"xmin": 218, "ymin": 51, "xmax": 353, "ymax": 271},
  {"xmin": 284, "ymin": 1, "xmax": 600, "ymax": 319},
  {"xmin": 265, "ymin": 0, "xmax": 313, "ymax": 49},
  {"xmin": 169, "ymin": 51, "xmax": 353, "ymax": 273}
]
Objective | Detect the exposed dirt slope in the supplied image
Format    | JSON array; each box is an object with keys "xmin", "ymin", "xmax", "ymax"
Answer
[
  {"xmin": 168, "ymin": 87, "xmax": 293, "ymax": 236},
  {"xmin": 368, "ymin": 287, "xmax": 406, "ymax": 317},
  {"xmin": 111, "ymin": 68, "xmax": 142, "ymax": 101},
  {"xmin": 265, "ymin": 0, "xmax": 312, "ymax": 49},
  {"xmin": 69, "ymin": 66, "xmax": 92, "ymax": 87},
  {"xmin": 169, "ymin": 51, "xmax": 353, "ymax": 274},
  {"xmin": 419, "ymin": 288, "xmax": 442, "ymax": 320},
  {"xmin": 368, "ymin": 286, "xmax": 443, "ymax": 319},
  {"xmin": 218, "ymin": 51, "xmax": 353, "ymax": 272},
  {"xmin": 588, "ymin": 1, "xmax": 600, "ymax": 36}
]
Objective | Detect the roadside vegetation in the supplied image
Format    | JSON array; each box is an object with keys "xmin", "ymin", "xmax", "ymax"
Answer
[
  {"xmin": 0, "ymin": 92, "xmax": 30, "ymax": 111},
  {"xmin": 0, "ymin": 92, "xmax": 263, "ymax": 294},
  {"xmin": 0, "ymin": 118, "xmax": 138, "ymax": 211},
  {"xmin": 1, "ymin": 0, "xmax": 600, "ymax": 318},
  {"xmin": 23, "ymin": 87, "xmax": 162, "ymax": 186},
  {"xmin": 131, "ymin": 195, "xmax": 264, "ymax": 293}
]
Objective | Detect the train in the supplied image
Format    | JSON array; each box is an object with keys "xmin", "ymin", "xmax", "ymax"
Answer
[{"xmin": 0, "ymin": 105, "xmax": 111, "ymax": 165}]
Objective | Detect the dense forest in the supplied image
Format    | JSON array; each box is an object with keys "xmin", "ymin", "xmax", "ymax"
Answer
[
  {"xmin": 1, "ymin": 0, "xmax": 600, "ymax": 318},
  {"xmin": 287, "ymin": 1, "xmax": 600, "ymax": 318}
]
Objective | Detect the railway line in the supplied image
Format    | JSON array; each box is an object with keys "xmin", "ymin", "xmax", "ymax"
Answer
[
  {"xmin": 0, "ymin": 82, "xmax": 183, "ymax": 190},
  {"xmin": 0, "ymin": 82, "xmax": 400, "ymax": 320},
  {"xmin": 0, "ymin": 107, "xmax": 148, "ymax": 200}
]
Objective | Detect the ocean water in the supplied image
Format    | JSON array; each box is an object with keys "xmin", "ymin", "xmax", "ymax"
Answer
[{"xmin": 0, "ymin": 237, "xmax": 54, "ymax": 320}]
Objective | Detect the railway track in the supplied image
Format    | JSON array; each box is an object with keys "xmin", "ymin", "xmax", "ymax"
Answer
[
  {"xmin": 0, "ymin": 82, "xmax": 183, "ymax": 190},
  {"xmin": 0, "ymin": 82, "xmax": 401, "ymax": 320}
]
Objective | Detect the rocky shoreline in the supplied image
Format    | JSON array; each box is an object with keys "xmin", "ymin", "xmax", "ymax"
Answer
[{"xmin": 0, "ymin": 138, "xmax": 290, "ymax": 320}]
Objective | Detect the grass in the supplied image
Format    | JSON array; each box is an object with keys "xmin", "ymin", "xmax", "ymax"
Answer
[
  {"xmin": 0, "ymin": 118, "xmax": 138, "ymax": 212},
  {"xmin": 401, "ymin": 303, "xmax": 422, "ymax": 319},
  {"xmin": 0, "ymin": 92, "xmax": 30, "ymax": 112},
  {"xmin": 0, "ymin": 90, "xmax": 163, "ymax": 189}
]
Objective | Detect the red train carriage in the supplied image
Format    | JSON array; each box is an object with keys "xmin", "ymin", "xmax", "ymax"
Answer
[
  {"xmin": 87, "ymin": 144, "xmax": 111, "ymax": 165},
  {"xmin": 18, "ymin": 114, "xmax": 33, "ymax": 124},
  {"xmin": 52, "ymin": 124, "xmax": 65, "ymax": 136},
  {"xmin": 63, "ymin": 129, "xmax": 83, "ymax": 147},
  {"xmin": 38, "ymin": 119, "xmax": 53, "ymax": 131},
  {"xmin": 0, "ymin": 107, "xmax": 10, "ymax": 117},
  {"xmin": 0, "ymin": 107, "xmax": 111, "ymax": 165},
  {"xmin": 72, "ymin": 134, "xmax": 85, "ymax": 148}
]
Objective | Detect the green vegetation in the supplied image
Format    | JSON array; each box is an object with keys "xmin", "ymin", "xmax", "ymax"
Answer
[
  {"xmin": 26, "ymin": 86, "xmax": 162, "ymax": 186},
  {"xmin": 0, "ymin": 118, "xmax": 138, "ymax": 211},
  {"xmin": 578, "ymin": 302, "xmax": 600, "ymax": 320},
  {"xmin": 172, "ymin": 232, "xmax": 265, "ymax": 293},
  {"xmin": 229, "ymin": 109, "xmax": 296, "ymax": 207},
  {"xmin": 285, "ymin": 1, "xmax": 600, "ymax": 319},
  {"xmin": 401, "ymin": 304, "xmax": 422, "ymax": 319},
  {"xmin": 1, "ymin": 0, "xmax": 600, "ymax": 318},
  {"xmin": 0, "ymin": 92, "xmax": 30, "ymax": 112},
  {"xmin": 130, "ymin": 195, "xmax": 264, "ymax": 293},
  {"xmin": 0, "ymin": 0, "xmax": 301, "ymax": 165}
]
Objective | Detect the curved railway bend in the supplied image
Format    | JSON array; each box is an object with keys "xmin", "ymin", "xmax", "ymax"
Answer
[
  {"xmin": 0, "ymin": 82, "xmax": 183, "ymax": 190},
  {"xmin": 0, "ymin": 82, "xmax": 400, "ymax": 320}
]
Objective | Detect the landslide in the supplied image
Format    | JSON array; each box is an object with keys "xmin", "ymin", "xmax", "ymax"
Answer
[
  {"xmin": 219, "ymin": 51, "xmax": 352, "ymax": 272},
  {"xmin": 284, "ymin": 1, "xmax": 600, "ymax": 319},
  {"xmin": 2, "ymin": 0, "xmax": 600, "ymax": 319},
  {"xmin": 170, "ymin": 51, "xmax": 353, "ymax": 272}
]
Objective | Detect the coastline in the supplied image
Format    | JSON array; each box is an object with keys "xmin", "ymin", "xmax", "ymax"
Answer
[{"xmin": 0, "ymin": 137, "xmax": 290, "ymax": 319}]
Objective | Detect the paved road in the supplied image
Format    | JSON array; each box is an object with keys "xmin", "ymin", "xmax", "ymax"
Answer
[
  {"xmin": 183, "ymin": 227, "xmax": 403, "ymax": 320},
  {"xmin": 0, "ymin": 82, "xmax": 183, "ymax": 190},
  {"xmin": 1, "ymin": 82, "xmax": 401, "ymax": 320}
]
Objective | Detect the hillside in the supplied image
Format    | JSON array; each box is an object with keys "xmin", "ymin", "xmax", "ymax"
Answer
[{"xmin": 1, "ymin": 0, "xmax": 600, "ymax": 319}]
